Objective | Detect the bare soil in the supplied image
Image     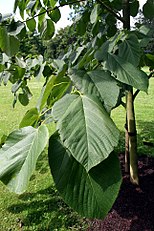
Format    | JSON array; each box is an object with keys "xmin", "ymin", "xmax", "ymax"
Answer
[{"xmin": 87, "ymin": 154, "xmax": 154, "ymax": 231}]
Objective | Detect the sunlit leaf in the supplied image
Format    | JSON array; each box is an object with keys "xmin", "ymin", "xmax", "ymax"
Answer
[
  {"xmin": 0, "ymin": 125, "xmax": 49, "ymax": 194},
  {"xmin": 52, "ymin": 94, "xmax": 119, "ymax": 171}
]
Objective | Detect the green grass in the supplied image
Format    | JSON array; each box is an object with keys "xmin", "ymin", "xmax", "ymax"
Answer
[
  {"xmin": 111, "ymin": 77, "xmax": 154, "ymax": 156},
  {"xmin": 0, "ymin": 75, "xmax": 154, "ymax": 230}
]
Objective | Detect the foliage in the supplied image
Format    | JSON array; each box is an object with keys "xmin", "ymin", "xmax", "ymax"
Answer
[
  {"xmin": 0, "ymin": 0, "xmax": 154, "ymax": 220},
  {"xmin": 19, "ymin": 32, "xmax": 46, "ymax": 58},
  {"xmin": 44, "ymin": 26, "xmax": 79, "ymax": 59}
]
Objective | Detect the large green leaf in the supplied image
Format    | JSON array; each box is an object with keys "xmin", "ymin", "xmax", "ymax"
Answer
[
  {"xmin": 106, "ymin": 53, "xmax": 149, "ymax": 92},
  {"xmin": 0, "ymin": 125, "xmax": 49, "ymax": 194},
  {"xmin": 119, "ymin": 34, "xmax": 141, "ymax": 67},
  {"xmin": 69, "ymin": 69, "xmax": 121, "ymax": 111},
  {"xmin": 48, "ymin": 135, "xmax": 122, "ymax": 218},
  {"xmin": 52, "ymin": 94, "xmax": 119, "ymax": 171}
]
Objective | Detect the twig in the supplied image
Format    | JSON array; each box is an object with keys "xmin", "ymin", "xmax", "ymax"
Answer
[
  {"xmin": 97, "ymin": 0, "xmax": 125, "ymax": 23},
  {"xmin": 22, "ymin": 0, "xmax": 86, "ymax": 23}
]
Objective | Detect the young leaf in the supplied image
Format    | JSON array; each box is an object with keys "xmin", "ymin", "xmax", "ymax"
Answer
[
  {"xmin": 48, "ymin": 8, "xmax": 61, "ymax": 23},
  {"xmin": 26, "ymin": 18, "xmax": 36, "ymax": 32},
  {"xmin": 37, "ymin": 75, "xmax": 70, "ymax": 111},
  {"xmin": 19, "ymin": 108, "xmax": 39, "ymax": 128},
  {"xmin": 48, "ymin": 135, "xmax": 122, "ymax": 218},
  {"xmin": 0, "ymin": 125, "xmax": 49, "ymax": 194},
  {"xmin": 18, "ymin": 93, "xmax": 29, "ymax": 106},
  {"xmin": 52, "ymin": 94, "xmax": 119, "ymax": 171}
]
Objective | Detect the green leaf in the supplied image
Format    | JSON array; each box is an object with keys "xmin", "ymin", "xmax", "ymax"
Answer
[
  {"xmin": 37, "ymin": 75, "xmax": 71, "ymax": 111},
  {"xmin": 130, "ymin": 0, "xmax": 139, "ymax": 16},
  {"xmin": 106, "ymin": 53, "xmax": 149, "ymax": 92},
  {"xmin": 0, "ymin": 125, "xmax": 49, "ymax": 194},
  {"xmin": 0, "ymin": 27, "xmax": 20, "ymax": 57},
  {"xmin": 90, "ymin": 4, "xmax": 100, "ymax": 24},
  {"xmin": 26, "ymin": 18, "xmax": 36, "ymax": 32},
  {"xmin": 20, "ymin": 108, "xmax": 39, "ymax": 128},
  {"xmin": 143, "ymin": 0, "xmax": 154, "ymax": 19},
  {"xmin": 49, "ymin": 0, "xmax": 57, "ymax": 7},
  {"xmin": 48, "ymin": 8, "xmax": 61, "ymax": 23},
  {"xmin": 13, "ymin": 0, "xmax": 19, "ymax": 13},
  {"xmin": 119, "ymin": 34, "xmax": 141, "ymax": 67},
  {"xmin": 38, "ymin": 7, "xmax": 46, "ymax": 31},
  {"xmin": 52, "ymin": 94, "xmax": 119, "ymax": 171},
  {"xmin": 69, "ymin": 69, "xmax": 120, "ymax": 111},
  {"xmin": 40, "ymin": 19, "xmax": 55, "ymax": 40},
  {"xmin": 18, "ymin": 93, "xmax": 29, "ymax": 106},
  {"xmin": 48, "ymin": 135, "xmax": 122, "ymax": 218},
  {"xmin": 7, "ymin": 21, "xmax": 25, "ymax": 36},
  {"xmin": 37, "ymin": 75, "xmax": 57, "ymax": 111},
  {"xmin": 26, "ymin": 0, "xmax": 36, "ymax": 10}
]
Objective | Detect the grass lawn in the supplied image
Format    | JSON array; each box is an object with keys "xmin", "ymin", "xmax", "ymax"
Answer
[{"xmin": 0, "ymin": 75, "xmax": 154, "ymax": 230}]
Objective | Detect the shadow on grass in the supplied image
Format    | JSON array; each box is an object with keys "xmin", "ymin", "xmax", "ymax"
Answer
[{"xmin": 7, "ymin": 186, "xmax": 86, "ymax": 230}]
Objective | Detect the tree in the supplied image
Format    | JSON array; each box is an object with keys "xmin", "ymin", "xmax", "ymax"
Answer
[
  {"xmin": 44, "ymin": 25, "xmax": 79, "ymax": 59},
  {"xmin": 0, "ymin": 0, "xmax": 154, "ymax": 219}
]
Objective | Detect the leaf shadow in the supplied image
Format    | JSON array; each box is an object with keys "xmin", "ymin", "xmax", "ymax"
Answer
[{"xmin": 7, "ymin": 186, "xmax": 85, "ymax": 230}]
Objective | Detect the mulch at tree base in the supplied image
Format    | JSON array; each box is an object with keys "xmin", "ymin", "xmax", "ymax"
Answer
[{"xmin": 87, "ymin": 154, "xmax": 154, "ymax": 231}]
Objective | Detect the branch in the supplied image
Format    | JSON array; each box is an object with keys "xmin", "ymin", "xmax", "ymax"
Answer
[
  {"xmin": 23, "ymin": 0, "xmax": 86, "ymax": 23},
  {"xmin": 97, "ymin": 0, "xmax": 125, "ymax": 23},
  {"xmin": 133, "ymin": 71, "xmax": 154, "ymax": 101}
]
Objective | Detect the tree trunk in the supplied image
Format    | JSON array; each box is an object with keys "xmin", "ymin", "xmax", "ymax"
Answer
[
  {"xmin": 126, "ymin": 90, "xmax": 139, "ymax": 185},
  {"xmin": 123, "ymin": 0, "xmax": 139, "ymax": 184},
  {"xmin": 124, "ymin": 120, "xmax": 129, "ymax": 173}
]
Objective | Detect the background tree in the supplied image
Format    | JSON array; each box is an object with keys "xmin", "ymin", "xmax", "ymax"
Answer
[{"xmin": 0, "ymin": 0, "xmax": 154, "ymax": 219}]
